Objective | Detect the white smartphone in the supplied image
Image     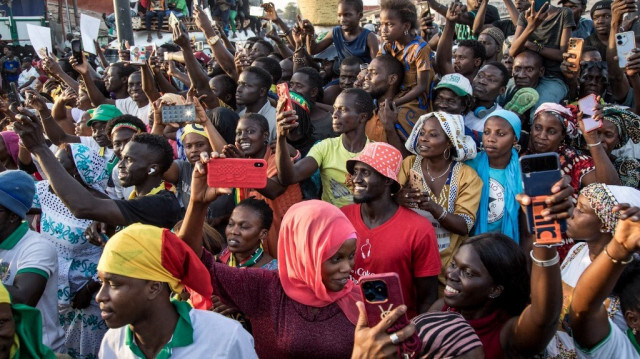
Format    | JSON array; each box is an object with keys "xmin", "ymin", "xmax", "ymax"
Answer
[
  {"xmin": 578, "ymin": 94, "xmax": 602, "ymax": 133},
  {"xmin": 169, "ymin": 12, "xmax": 179, "ymax": 28},
  {"xmin": 616, "ymin": 31, "xmax": 636, "ymax": 68}
]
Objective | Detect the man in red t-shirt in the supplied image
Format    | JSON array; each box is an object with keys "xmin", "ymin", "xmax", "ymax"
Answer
[{"xmin": 341, "ymin": 142, "xmax": 440, "ymax": 317}]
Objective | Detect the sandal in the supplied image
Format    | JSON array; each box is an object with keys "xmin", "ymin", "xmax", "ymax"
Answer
[{"xmin": 505, "ymin": 87, "xmax": 539, "ymax": 115}]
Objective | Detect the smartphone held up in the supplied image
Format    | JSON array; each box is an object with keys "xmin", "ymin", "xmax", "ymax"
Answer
[{"xmin": 519, "ymin": 153, "xmax": 565, "ymax": 246}]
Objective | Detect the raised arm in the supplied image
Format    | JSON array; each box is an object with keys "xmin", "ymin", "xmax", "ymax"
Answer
[
  {"xmin": 13, "ymin": 113, "xmax": 126, "ymax": 225},
  {"xmin": 503, "ymin": 0, "xmax": 522, "ymax": 25},
  {"xmin": 50, "ymin": 87, "xmax": 79, "ymax": 135},
  {"xmin": 275, "ymin": 104, "xmax": 319, "ymax": 185},
  {"xmin": 579, "ymin": 112, "xmax": 622, "ymax": 186},
  {"xmin": 570, "ymin": 207, "xmax": 640, "ymax": 348},
  {"xmin": 501, "ymin": 178, "xmax": 572, "ymax": 356},
  {"xmin": 24, "ymin": 89, "xmax": 79, "ymax": 146},
  {"xmin": 193, "ymin": 5, "xmax": 238, "ymax": 81},
  {"xmin": 178, "ymin": 152, "xmax": 231, "ymax": 257},
  {"xmin": 627, "ymin": 51, "xmax": 640, "ymax": 115},
  {"xmin": 171, "ymin": 21, "xmax": 219, "ymax": 109},
  {"xmin": 304, "ymin": 16, "xmax": 333, "ymax": 56},
  {"xmin": 606, "ymin": 0, "xmax": 634, "ymax": 102},
  {"xmin": 42, "ymin": 56, "xmax": 80, "ymax": 94},
  {"xmin": 435, "ymin": 7, "xmax": 458, "ymax": 76},
  {"xmin": 510, "ymin": 4, "xmax": 547, "ymax": 57},
  {"xmin": 140, "ymin": 61, "xmax": 162, "ymax": 103},
  {"xmin": 472, "ymin": 0, "xmax": 489, "ymax": 37},
  {"xmin": 262, "ymin": 2, "xmax": 296, "ymax": 48},
  {"xmin": 70, "ymin": 52, "xmax": 114, "ymax": 106},
  {"xmin": 93, "ymin": 40, "xmax": 110, "ymax": 69}
]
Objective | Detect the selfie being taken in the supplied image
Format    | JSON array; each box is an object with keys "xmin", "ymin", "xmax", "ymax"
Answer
[{"xmin": 2, "ymin": 0, "xmax": 640, "ymax": 357}]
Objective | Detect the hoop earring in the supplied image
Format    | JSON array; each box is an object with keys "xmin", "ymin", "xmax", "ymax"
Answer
[
  {"xmin": 443, "ymin": 148, "xmax": 451, "ymax": 160},
  {"xmin": 513, "ymin": 143, "xmax": 521, "ymax": 152}
]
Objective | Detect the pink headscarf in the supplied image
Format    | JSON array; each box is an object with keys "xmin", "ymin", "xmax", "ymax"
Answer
[
  {"xmin": 534, "ymin": 103, "xmax": 579, "ymax": 138},
  {"xmin": 277, "ymin": 200, "xmax": 362, "ymax": 325},
  {"xmin": 0, "ymin": 131, "xmax": 19, "ymax": 166}
]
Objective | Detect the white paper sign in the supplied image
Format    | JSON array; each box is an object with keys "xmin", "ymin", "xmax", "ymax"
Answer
[
  {"xmin": 26, "ymin": 24, "xmax": 52, "ymax": 59},
  {"xmin": 80, "ymin": 14, "xmax": 101, "ymax": 55}
]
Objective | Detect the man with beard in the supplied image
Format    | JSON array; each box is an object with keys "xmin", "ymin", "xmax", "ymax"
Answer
[
  {"xmin": 340, "ymin": 142, "xmax": 440, "ymax": 317},
  {"xmin": 464, "ymin": 62, "xmax": 508, "ymax": 145},
  {"xmin": 15, "ymin": 111, "xmax": 182, "ymax": 229},
  {"xmin": 361, "ymin": 55, "xmax": 409, "ymax": 153},
  {"xmin": 71, "ymin": 58, "xmax": 150, "ymax": 125},
  {"xmin": 236, "ymin": 67, "xmax": 277, "ymax": 141}
]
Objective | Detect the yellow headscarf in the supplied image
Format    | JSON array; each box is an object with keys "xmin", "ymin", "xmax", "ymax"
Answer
[{"xmin": 180, "ymin": 123, "xmax": 209, "ymax": 143}]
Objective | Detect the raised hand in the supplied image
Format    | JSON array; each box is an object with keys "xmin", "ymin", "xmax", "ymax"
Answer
[
  {"xmin": 23, "ymin": 88, "xmax": 49, "ymax": 112},
  {"xmin": 276, "ymin": 99, "xmax": 298, "ymax": 137},
  {"xmin": 192, "ymin": 151, "xmax": 233, "ymax": 204},
  {"xmin": 351, "ymin": 301, "xmax": 416, "ymax": 359},
  {"xmin": 626, "ymin": 48, "xmax": 640, "ymax": 76},
  {"xmin": 516, "ymin": 176, "xmax": 574, "ymax": 221},
  {"xmin": 378, "ymin": 99, "xmax": 398, "ymax": 132},
  {"xmin": 171, "ymin": 20, "xmax": 191, "ymax": 49},
  {"xmin": 12, "ymin": 112, "xmax": 47, "ymax": 151},
  {"xmin": 69, "ymin": 52, "xmax": 89, "ymax": 75},
  {"xmin": 261, "ymin": 2, "xmax": 279, "ymax": 22},
  {"xmin": 525, "ymin": 0, "xmax": 550, "ymax": 30}
]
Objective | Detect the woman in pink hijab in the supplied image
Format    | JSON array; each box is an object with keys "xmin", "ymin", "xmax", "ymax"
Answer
[{"xmin": 180, "ymin": 163, "xmax": 363, "ymax": 359}]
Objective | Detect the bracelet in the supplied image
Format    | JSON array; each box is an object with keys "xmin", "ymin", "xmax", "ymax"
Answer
[
  {"xmin": 586, "ymin": 141, "xmax": 602, "ymax": 148},
  {"xmin": 604, "ymin": 244, "xmax": 634, "ymax": 265},
  {"xmin": 293, "ymin": 57, "xmax": 306, "ymax": 64},
  {"xmin": 530, "ymin": 250, "xmax": 560, "ymax": 267},
  {"xmin": 437, "ymin": 208, "xmax": 447, "ymax": 221}
]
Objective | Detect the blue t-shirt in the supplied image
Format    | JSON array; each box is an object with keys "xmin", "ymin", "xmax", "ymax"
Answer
[{"xmin": 3, "ymin": 58, "xmax": 20, "ymax": 82}]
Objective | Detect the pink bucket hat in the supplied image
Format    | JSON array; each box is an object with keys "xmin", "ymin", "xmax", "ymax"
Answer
[{"xmin": 346, "ymin": 142, "xmax": 403, "ymax": 184}]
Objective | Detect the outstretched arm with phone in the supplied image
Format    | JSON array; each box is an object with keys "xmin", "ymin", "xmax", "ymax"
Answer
[
  {"xmin": 434, "ymin": 4, "xmax": 459, "ymax": 76},
  {"xmin": 606, "ymin": 0, "xmax": 635, "ymax": 103},
  {"xmin": 274, "ymin": 105, "xmax": 319, "ymax": 186}
]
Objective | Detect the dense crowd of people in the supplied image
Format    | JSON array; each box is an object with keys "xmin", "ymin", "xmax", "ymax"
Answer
[{"xmin": 1, "ymin": 0, "xmax": 640, "ymax": 357}]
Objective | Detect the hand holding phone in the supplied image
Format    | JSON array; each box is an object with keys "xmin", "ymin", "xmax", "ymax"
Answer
[
  {"xmin": 359, "ymin": 273, "xmax": 422, "ymax": 357},
  {"xmin": 277, "ymin": 83, "xmax": 293, "ymax": 113},
  {"xmin": 616, "ymin": 31, "xmax": 636, "ymax": 68},
  {"xmin": 71, "ymin": 39, "xmax": 83, "ymax": 65},
  {"xmin": 161, "ymin": 104, "xmax": 196, "ymax": 123},
  {"xmin": 566, "ymin": 38, "xmax": 583, "ymax": 68},
  {"xmin": 578, "ymin": 94, "xmax": 602, "ymax": 133},
  {"xmin": 520, "ymin": 153, "xmax": 565, "ymax": 246}
]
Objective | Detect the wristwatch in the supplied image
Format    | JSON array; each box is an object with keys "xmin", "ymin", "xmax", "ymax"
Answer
[{"xmin": 208, "ymin": 35, "xmax": 221, "ymax": 46}]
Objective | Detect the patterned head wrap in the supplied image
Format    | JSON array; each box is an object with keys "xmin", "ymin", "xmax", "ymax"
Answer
[
  {"xmin": 405, "ymin": 112, "xmax": 477, "ymax": 161},
  {"xmin": 110, "ymin": 123, "xmax": 143, "ymax": 136},
  {"xmin": 412, "ymin": 311, "xmax": 483, "ymax": 359},
  {"xmin": 580, "ymin": 184, "xmax": 640, "ymax": 234},
  {"xmin": 603, "ymin": 106, "xmax": 640, "ymax": 149},
  {"xmin": 290, "ymin": 91, "xmax": 310, "ymax": 114},
  {"xmin": 69, "ymin": 143, "xmax": 107, "ymax": 192},
  {"xmin": 535, "ymin": 103, "xmax": 579, "ymax": 139}
]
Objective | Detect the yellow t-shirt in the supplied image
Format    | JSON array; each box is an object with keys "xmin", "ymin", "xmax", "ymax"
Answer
[{"xmin": 307, "ymin": 135, "xmax": 370, "ymax": 208}]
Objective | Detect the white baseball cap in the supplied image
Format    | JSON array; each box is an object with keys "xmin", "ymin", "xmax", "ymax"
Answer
[{"xmin": 434, "ymin": 73, "xmax": 473, "ymax": 97}]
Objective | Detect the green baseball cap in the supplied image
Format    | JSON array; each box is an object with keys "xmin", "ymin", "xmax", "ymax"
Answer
[
  {"xmin": 434, "ymin": 73, "xmax": 473, "ymax": 97},
  {"xmin": 86, "ymin": 104, "xmax": 123, "ymax": 127}
]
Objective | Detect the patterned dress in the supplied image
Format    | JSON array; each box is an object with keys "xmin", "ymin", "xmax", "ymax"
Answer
[
  {"xmin": 33, "ymin": 184, "xmax": 107, "ymax": 359},
  {"xmin": 32, "ymin": 144, "xmax": 109, "ymax": 358}
]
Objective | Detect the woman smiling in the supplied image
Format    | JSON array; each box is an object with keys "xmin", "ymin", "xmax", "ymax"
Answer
[{"xmin": 397, "ymin": 112, "xmax": 482, "ymax": 288}]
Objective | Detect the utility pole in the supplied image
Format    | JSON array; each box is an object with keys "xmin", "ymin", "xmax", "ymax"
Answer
[{"xmin": 113, "ymin": 0, "xmax": 134, "ymax": 46}]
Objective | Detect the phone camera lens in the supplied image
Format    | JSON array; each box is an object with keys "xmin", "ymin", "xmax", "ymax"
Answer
[
  {"xmin": 617, "ymin": 35, "xmax": 622, "ymax": 40},
  {"xmin": 255, "ymin": 163, "xmax": 264, "ymax": 167},
  {"xmin": 618, "ymin": 41, "xmax": 623, "ymax": 45}
]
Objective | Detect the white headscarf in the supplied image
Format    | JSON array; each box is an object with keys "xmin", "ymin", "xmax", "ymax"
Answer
[{"xmin": 405, "ymin": 112, "xmax": 477, "ymax": 161}]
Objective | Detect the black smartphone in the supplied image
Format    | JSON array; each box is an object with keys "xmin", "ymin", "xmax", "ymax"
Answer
[
  {"xmin": 520, "ymin": 152, "xmax": 565, "ymax": 246},
  {"xmin": 71, "ymin": 39, "xmax": 83, "ymax": 64}
]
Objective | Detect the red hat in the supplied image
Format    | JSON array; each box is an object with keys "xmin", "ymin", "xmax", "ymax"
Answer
[
  {"xmin": 346, "ymin": 142, "xmax": 403, "ymax": 184},
  {"xmin": 194, "ymin": 51, "xmax": 211, "ymax": 64}
]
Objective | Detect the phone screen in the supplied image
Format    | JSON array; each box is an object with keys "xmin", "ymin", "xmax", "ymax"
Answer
[
  {"xmin": 520, "ymin": 154, "xmax": 560, "ymax": 173},
  {"xmin": 534, "ymin": 0, "xmax": 549, "ymax": 11}
]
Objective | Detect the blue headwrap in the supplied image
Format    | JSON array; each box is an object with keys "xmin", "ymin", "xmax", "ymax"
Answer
[{"xmin": 468, "ymin": 110, "xmax": 523, "ymax": 242}]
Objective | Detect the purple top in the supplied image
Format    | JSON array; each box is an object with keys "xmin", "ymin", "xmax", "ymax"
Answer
[{"xmin": 202, "ymin": 249, "xmax": 355, "ymax": 359}]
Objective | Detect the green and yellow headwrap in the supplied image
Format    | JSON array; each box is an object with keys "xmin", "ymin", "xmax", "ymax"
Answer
[
  {"xmin": 290, "ymin": 92, "xmax": 310, "ymax": 114},
  {"xmin": 180, "ymin": 124, "xmax": 209, "ymax": 143},
  {"xmin": 0, "ymin": 282, "xmax": 56, "ymax": 359}
]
